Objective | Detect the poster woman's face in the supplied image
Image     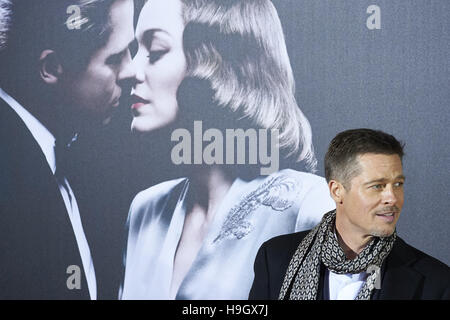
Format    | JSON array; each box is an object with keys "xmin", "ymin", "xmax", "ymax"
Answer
[{"xmin": 131, "ymin": 0, "xmax": 187, "ymax": 132}]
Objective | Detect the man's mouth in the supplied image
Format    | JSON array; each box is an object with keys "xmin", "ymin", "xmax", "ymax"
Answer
[
  {"xmin": 112, "ymin": 98, "xmax": 120, "ymax": 107},
  {"xmin": 375, "ymin": 208, "xmax": 399, "ymax": 222},
  {"xmin": 376, "ymin": 214, "xmax": 395, "ymax": 222},
  {"xmin": 376, "ymin": 212, "xmax": 394, "ymax": 216}
]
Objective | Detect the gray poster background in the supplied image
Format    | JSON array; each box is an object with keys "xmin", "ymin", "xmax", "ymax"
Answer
[
  {"xmin": 1, "ymin": 0, "xmax": 448, "ymax": 299},
  {"xmin": 273, "ymin": 0, "xmax": 449, "ymax": 264}
]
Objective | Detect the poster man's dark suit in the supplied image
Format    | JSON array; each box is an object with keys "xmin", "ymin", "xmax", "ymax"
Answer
[
  {"xmin": 0, "ymin": 98, "xmax": 90, "ymax": 299},
  {"xmin": 249, "ymin": 230, "xmax": 450, "ymax": 300}
]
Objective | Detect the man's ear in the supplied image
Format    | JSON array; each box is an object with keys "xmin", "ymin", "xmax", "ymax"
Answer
[
  {"xmin": 329, "ymin": 179, "xmax": 345, "ymax": 205},
  {"xmin": 39, "ymin": 50, "xmax": 63, "ymax": 85}
]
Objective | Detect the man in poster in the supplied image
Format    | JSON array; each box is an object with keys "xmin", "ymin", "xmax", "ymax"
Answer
[{"xmin": 0, "ymin": 0, "xmax": 136, "ymax": 299}]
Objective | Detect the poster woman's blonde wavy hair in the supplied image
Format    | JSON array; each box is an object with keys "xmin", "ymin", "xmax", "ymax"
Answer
[{"xmin": 180, "ymin": 0, "xmax": 317, "ymax": 171}]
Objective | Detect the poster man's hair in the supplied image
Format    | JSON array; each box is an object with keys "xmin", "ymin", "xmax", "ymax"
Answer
[{"xmin": 0, "ymin": 0, "xmax": 117, "ymax": 80}]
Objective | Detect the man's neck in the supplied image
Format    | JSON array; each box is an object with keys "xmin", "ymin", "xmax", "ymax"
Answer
[
  {"xmin": 4, "ymin": 86, "xmax": 59, "ymax": 135},
  {"xmin": 2, "ymin": 85, "xmax": 92, "ymax": 140},
  {"xmin": 335, "ymin": 216, "xmax": 373, "ymax": 260}
]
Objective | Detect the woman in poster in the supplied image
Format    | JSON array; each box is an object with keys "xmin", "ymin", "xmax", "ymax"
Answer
[{"xmin": 120, "ymin": 0, "xmax": 335, "ymax": 299}]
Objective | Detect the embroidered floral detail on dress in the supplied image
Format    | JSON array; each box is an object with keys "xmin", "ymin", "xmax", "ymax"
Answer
[{"xmin": 212, "ymin": 174, "xmax": 302, "ymax": 244}]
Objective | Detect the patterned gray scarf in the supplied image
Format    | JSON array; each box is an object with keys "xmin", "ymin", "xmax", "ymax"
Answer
[{"xmin": 279, "ymin": 210, "xmax": 396, "ymax": 300}]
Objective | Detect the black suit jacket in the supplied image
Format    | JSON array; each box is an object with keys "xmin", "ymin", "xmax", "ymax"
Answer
[
  {"xmin": 0, "ymin": 98, "xmax": 90, "ymax": 299},
  {"xmin": 249, "ymin": 230, "xmax": 450, "ymax": 300}
]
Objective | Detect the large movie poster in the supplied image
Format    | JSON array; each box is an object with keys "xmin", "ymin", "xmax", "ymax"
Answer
[{"xmin": 0, "ymin": 0, "xmax": 448, "ymax": 300}]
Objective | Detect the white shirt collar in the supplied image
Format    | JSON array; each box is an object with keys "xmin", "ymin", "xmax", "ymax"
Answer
[{"xmin": 0, "ymin": 87, "xmax": 56, "ymax": 174}]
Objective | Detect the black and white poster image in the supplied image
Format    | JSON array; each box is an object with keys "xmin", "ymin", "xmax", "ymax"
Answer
[{"xmin": 0, "ymin": 0, "xmax": 449, "ymax": 300}]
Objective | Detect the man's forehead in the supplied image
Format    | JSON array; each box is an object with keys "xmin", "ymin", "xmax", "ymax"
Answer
[
  {"xmin": 354, "ymin": 153, "xmax": 403, "ymax": 180},
  {"xmin": 107, "ymin": 0, "xmax": 134, "ymax": 45},
  {"xmin": 357, "ymin": 153, "xmax": 402, "ymax": 166},
  {"xmin": 110, "ymin": 0, "xmax": 134, "ymax": 21},
  {"xmin": 87, "ymin": 0, "xmax": 134, "ymax": 62}
]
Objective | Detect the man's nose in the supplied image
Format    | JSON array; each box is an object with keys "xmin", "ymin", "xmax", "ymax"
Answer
[
  {"xmin": 117, "ymin": 50, "xmax": 137, "ymax": 86},
  {"xmin": 382, "ymin": 185, "xmax": 398, "ymax": 205}
]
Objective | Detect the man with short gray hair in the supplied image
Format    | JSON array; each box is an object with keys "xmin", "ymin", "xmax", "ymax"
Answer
[
  {"xmin": 249, "ymin": 128, "xmax": 450, "ymax": 300},
  {"xmin": 0, "ymin": 0, "xmax": 136, "ymax": 299}
]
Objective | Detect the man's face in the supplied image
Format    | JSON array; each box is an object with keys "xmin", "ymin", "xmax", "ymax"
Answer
[
  {"xmin": 338, "ymin": 153, "xmax": 405, "ymax": 238},
  {"xmin": 64, "ymin": 0, "xmax": 135, "ymax": 126}
]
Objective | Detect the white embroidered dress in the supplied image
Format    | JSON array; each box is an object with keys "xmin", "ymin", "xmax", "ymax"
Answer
[{"xmin": 120, "ymin": 169, "xmax": 335, "ymax": 299}]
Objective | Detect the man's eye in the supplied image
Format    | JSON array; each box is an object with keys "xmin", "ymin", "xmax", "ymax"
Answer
[
  {"xmin": 394, "ymin": 182, "xmax": 404, "ymax": 188},
  {"xmin": 147, "ymin": 50, "xmax": 168, "ymax": 64},
  {"xmin": 106, "ymin": 52, "xmax": 125, "ymax": 65},
  {"xmin": 371, "ymin": 184, "xmax": 383, "ymax": 190}
]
